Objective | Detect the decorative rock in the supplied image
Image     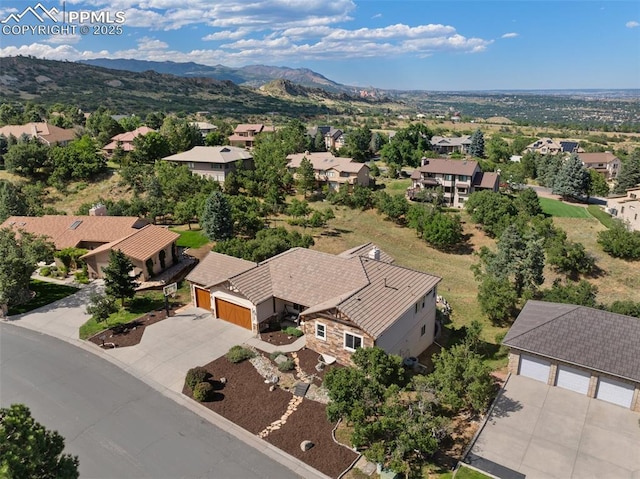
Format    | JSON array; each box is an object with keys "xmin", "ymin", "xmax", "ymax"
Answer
[
  {"xmin": 219, "ymin": 377, "xmax": 227, "ymax": 384},
  {"xmin": 269, "ymin": 385, "xmax": 276, "ymax": 392},
  {"xmin": 300, "ymin": 440, "xmax": 314, "ymax": 452},
  {"xmin": 274, "ymin": 354, "xmax": 289, "ymax": 366}
]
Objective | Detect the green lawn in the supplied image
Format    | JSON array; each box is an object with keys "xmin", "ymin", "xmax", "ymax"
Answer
[
  {"xmin": 8, "ymin": 280, "xmax": 79, "ymax": 316},
  {"xmin": 453, "ymin": 465, "xmax": 494, "ymax": 479},
  {"xmin": 170, "ymin": 227, "xmax": 210, "ymax": 248},
  {"xmin": 380, "ymin": 178, "xmax": 412, "ymax": 196},
  {"xmin": 539, "ymin": 197, "xmax": 591, "ymax": 218},
  {"xmin": 587, "ymin": 204, "xmax": 615, "ymax": 229}
]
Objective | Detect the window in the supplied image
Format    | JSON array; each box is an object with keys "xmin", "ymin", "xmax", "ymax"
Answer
[
  {"xmin": 421, "ymin": 324, "xmax": 426, "ymax": 336},
  {"xmin": 421, "ymin": 296, "xmax": 425, "ymax": 308},
  {"xmin": 187, "ymin": 162, "xmax": 195, "ymax": 169},
  {"xmin": 458, "ymin": 175, "xmax": 469, "ymax": 181},
  {"xmin": 444, "ymin": 174, "xmax": 453, "ymax": 181},
  {"xmin": 415, "ymin": 303, "xmax": 419, "ymax": 314},
  {"xmin": 344, "ymin": 332, "xmax": 363, "ymax": 351},
  {"xmin": 315, "ymin": 323, "xmax": 326, "ymax": 340}
]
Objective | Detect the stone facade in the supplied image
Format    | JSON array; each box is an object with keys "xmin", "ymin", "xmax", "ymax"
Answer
[
  {"xmin": 507, "ymin": 351, "xmax": 520, "ymax": 376},
  {"xmin": 302, "ymin": 316, "xmax": 374, "ymax": 366}
]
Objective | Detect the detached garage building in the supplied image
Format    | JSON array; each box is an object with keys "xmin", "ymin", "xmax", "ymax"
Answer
[{"xmin": 504, "ymin": 300, "xmax": 640, "ymax": 411}]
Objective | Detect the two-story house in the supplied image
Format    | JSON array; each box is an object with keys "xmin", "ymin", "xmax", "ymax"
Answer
[
  {"xmin": 606, "ymin": 186, "xmax": 640, "ymax": 231},
  {"xmin": 162, "ymin": 146, "xmax": 253, "ymax": 183},
  {"xmin": 228, "ymin": 124, "xmax": 275, "ymax": 149},
  {"xmin": 286, "ymin": 152, "xmax": 370, "ymax": 191},
  {"xmin": 189, "ymin": 121, "xmax": 218, "ymax": 138},
  {"xmin": 307, "ymin": 126, "xmax": 345, "ymax": 150},
  {"xmin": 578, "ymin": 152, "xmax": 621, "ymax": 180},
  {"xmin": 102, "ymin": 126, "xmax": 155, "ymax": 155},
  {"xmin": 0, "ymin": 122, "xmax": 77, "ymax": 146},
  {"xmin": 525, "ymin": 138, "xmax": 563, "ymax": 155},
  {"xmin": 430, "ymin": 135, "xmax": 472, "ymax": 155},
  {"xmin": 409, "ymin": 158, "xmax": 500, "ymax": 208}
]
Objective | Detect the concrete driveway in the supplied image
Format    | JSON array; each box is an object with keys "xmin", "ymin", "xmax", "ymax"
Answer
[
  {"xmin": 468, "ymin": 374, "xmax": 640, "ymax": 479},
  {"xmin": 105, "ymin": 307, "xmax": 253, "ymax": 392}
]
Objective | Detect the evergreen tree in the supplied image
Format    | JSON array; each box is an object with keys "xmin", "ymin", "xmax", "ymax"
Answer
[
  {"xmin": 613, "ymin": 154, "xmax": 640, "ymax": 194},
  {"xmin": 102, "ymin": 249, "xmax": 139, "ymax": 306},
  {"xmin": 201, "ymin": 191, "xmax": 233, "ymax": 241},
  {"xmin": 587, "ymin": 169, "xmax": 610, "ymax": 197},
  {"xmin": 0, "ymin": 179, "xmax": 28, "ymax": 222},
  {"xmin": 296, "ymin": 156, "xmax": 316, "ymax": 197},
  {"xmin": 552, "ymin": 154, "xmax": 589, "ymax": 199},
  {"xmin": 469, "ymin": 129, "xmax": 485, "ymax": 158}
]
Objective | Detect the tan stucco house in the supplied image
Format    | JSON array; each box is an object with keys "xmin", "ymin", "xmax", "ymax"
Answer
[
  {"xmin": 286, "ymin": 151, "xmax": 370, "ymax": 192},
  {"xmin": 162, "ymin": 145, "xmax": 253, "ymax": 183},
  {"xmin": 606, "ymin": 186, "xmax": 640, "ymax": 231},
  {"xmin": 186, "ymin": 244, "xmax": 441, "ymax": 365},
  {"xmin": 228, "ymin": 123, "xmax": 275, "ymax": 149},
  {"xmin": 578, "ymin": 151, "xmax": 621, "ymax": 179},
  {"xmin": 0, "ymin": 122, "xmax": 77, "ymax": 146},
  {"xmin": 504, "ymin": 300, "xmax": 640, "ymax": 412}
]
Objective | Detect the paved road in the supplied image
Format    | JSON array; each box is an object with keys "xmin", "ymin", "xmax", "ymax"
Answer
[{"xmin": 0, "ymin": 323, "xmax": 300, "ymax": 479}]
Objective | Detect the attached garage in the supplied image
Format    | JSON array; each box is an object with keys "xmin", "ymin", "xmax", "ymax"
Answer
[
  {"xmin": 596, "ymin": 377, "xmax": 635, "ymax": 408},
  {"xmin": 215, "ymin": 298, "xmax": 252, "ymax": 330},
  {"xmin": 194, "ymin": 287, "xmax": 211, "ymax": 311},
  {"xmin": 556, "ymin": 365, "xmax": 591, "ymax": 395},
  {"xmin": 519, "ymin": 355, "xmax": 551, "ymax": 383}
]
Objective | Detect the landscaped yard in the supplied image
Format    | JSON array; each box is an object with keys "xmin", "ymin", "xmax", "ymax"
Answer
[
  {"xmin": 539, "ymin": 197, "xmax": 591, "ymax": 218},
  {"xmin": 587, "ymin": 204, "xmax": 616, "ymax": 228},
  {"xmin": 8, "ymin": 280, "xmax": 79, "ymax": 315},
  {"xmin": 170, "ymin": 226, "xmax": 210, "ymax": 249}
]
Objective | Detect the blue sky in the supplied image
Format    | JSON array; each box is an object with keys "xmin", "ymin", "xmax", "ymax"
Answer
[{"xmin": 1, "ymin": 0, "xmax": 639, "ymax": 90}]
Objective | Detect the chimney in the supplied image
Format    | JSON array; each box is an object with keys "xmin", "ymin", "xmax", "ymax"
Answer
[
  {"xmin": 368, "ymin": 246, "xmax": 381, "ymax": 261},
  {"xmin": 89, "ymin": 203, "xmax": 107, "ymax": 216},
  {"xmin": 421, "ymin": 156, "xmax": 428, "ymax": 167}
]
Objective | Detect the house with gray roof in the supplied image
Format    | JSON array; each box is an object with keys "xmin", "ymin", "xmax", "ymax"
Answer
[
  {"xmin": 186, "ymin": 244, "xmax": 441, "ymax": 365},
  {"xmin": 162, "ymin": 146, "xmax": 253, "ymax": 183},
  {"xmin": 430, "ymin": 135, "xmax": 472, "ymax": 155},
  {"xmin": 504, "ymin": 300, "xmax": 640, "ymax": 411}
]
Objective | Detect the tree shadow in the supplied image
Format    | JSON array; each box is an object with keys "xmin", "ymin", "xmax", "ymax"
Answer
[
  {"xmin": 319, "ymin": 227, "xmax": 352, "ymax": 237},
  {"xmin": 489, "ymin": 394, "xmax": 523, "ymax": 421}
]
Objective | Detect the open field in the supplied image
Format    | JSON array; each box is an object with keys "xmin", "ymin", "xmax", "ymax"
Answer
[{"xmin": 539, "ymin": 197, "xmax": 591, "ymax": 218}]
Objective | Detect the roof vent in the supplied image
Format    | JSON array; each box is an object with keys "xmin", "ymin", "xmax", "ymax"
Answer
[{"xmin": 368, "ymin": 246, "xmax": 381, "ymax": 260}]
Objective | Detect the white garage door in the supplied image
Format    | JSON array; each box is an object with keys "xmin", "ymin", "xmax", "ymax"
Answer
[
  {"xmin": 596, "ymin": 377, "xmax": 635, "ymax": 408},
  {"xmin": 556, "ymin": 365, "xmax": 591, "ymax": 395},
  {"xmin": 519, "ymin": 355, "xmax": 551, "ymax": 383}
]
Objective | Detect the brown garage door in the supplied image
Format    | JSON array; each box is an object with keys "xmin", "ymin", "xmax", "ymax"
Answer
[
  {"xmin": 215, "ymin": 298, "xmax": 252, "ymax": 330},
  {"xmin": 194, "ymin": 287, "xmax": 211, "ymax": 311}
]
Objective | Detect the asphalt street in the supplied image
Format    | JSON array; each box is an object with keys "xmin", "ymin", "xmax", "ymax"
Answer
[{"xmin": 0, "ymin": 323, "xmax": 300, "ymax": 479}]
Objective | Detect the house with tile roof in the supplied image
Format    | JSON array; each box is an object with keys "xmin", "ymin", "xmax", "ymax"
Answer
[
  {"xmin": 286, "ymin": 151, "xmax": 370, "ymax": 192},
  {"xmin": 102, "ymin": 126, "xmax": 155, "ymax": 155},
  {"xmin": 162, "ymin": 146, "xmax": 253, "ymax": 183},
  {"xmin": 606, "ymin": 186, "xmax": 640, "ymax": 231},
  {"xmin": 525, "ymin": 137, "xmax": 563, "ymax": 155},
  {"xmin": 577, "ymin": 151, "xmax": 621, "ymax": 179},
  {"xmin": 0, "ymin": 122, "xmax": 77, "ymax": 146},
  {"xmin": 1, "ymin": 214, "xmax": 179, "ymax": 281},
  {"xmin": 504, "ymin": 300, "xmax": 640, "ymax": 411},
  {"xmin": 228, "ymin": 123, "xmax": 275, "ymax": 149},
  {"xmin": 409, "ymin": 158, "xmax": 500, "ymax": 208},
  {"xmin": 186, "ymin": 244, "xmax": 441, "ymax": 365}
]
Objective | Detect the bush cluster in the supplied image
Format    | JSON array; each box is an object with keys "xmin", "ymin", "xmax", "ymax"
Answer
[
  {"xmin": 283, "ymin": 326, "xmax": 303, "ymax": 337},
  {"xmin": 225, "ymin": 345, "xmax": 256, "ymax": 363},
  {"xmin": 277, "ymin": 358, "xmax": 295, "ymax": 372},
  {"xmin": 193, "ymin": 381, "xmax": 214, "ymax": 402},
  {"xmin": 185, "ymin": 366, "xmax": 211, "ymax": 391}
]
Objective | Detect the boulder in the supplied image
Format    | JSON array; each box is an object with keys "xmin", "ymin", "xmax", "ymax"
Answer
[{"xmin": 300, "ymin": 440, "xmax": 314, "ymax": 452}]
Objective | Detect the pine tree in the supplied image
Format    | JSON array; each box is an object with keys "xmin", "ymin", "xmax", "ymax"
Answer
[
  {"xmin": 296, "ymin": 156, "xmax": 316, "ymax": 197},
  {"xmin": 201, "ymin": 191, "xmax": 233, "ymax": 241},
  {"xmin": 469, "ymin": 129, "xmax": 485, "ymax": 158},
  {"xmin": 102, "ymin": 249, "xmax": 139, "ymax": 307},
  {"xmin": 613, "ymin": 154, "xmax": 640, "ymax": 194},
  {"xmin": 552, "ymin": 154, "xmax": 589, "ymax": 199}
]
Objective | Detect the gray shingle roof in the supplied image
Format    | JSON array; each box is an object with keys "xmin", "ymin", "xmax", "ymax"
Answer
[
  {"xmin": 186, "ymin": 252, "xmax": 256, "ymax": 288},
  {"xmin": 503, "ymin": 300, "xmax": 640, "ymax": 383}
]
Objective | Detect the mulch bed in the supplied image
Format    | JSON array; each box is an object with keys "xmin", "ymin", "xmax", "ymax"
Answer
[
  {"xmin": 259, "ymin": 328, "xmax": 301, "ymax": 346},
  {"xmin": 183, "ymin": 354, "xmax": 358, "ymax": 478},
  {"xmin": 88, "ymin": 308, "xmax": 175, "ymax": 349},
  {"xmin": 296, "ymin": 347, "xmax": 343, "ymax": 385}
]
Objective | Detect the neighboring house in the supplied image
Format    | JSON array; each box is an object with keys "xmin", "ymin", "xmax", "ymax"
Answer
[
  {"xmin": 82, "ymin": 224, "xmax": 180, "ymax": 281},
  {"xmin": 577, "ymin": 151, "xmax": 621, "ymax": 179},
  {"xmin": 504, "ymin": 300, "xmax": 640, "ymax": 411},
  {"xmin": 189, "ymin": 121, "xmax": 218, "ymax": 138},
  {"xmin": 525, "ymin": 137, "xmax": 563, "ymax": 155},
  {"xmin": 409, "ymin": 158, "xmax": 500, "ymax": 208},
  {"xmin": 307, "ymin": 126, "xmax": 344, "ymax": 150},
  {"xmin": 1, "ymin": 212, "xmax": 179, "ymax": 281},
  {"xmin": 559, "ymin": 140, "xmax": 582, "ymax": 154},
  {"xmin": 606, "ymin": 186, "xmax": 640, "ymax": 231},
  {"xmin": 228, "ymin": 124, "xmax": 275, "ymax": 149},
  {"xmin": 286, "ymin": 151, "xmax": 370, "ymax": 191},
  {"xmin": 0, "ymin": 122, "xmax": 77, "ymax": 146},
  {"xmin": 102, "ymin": 126, "xmax": 155, "ymax": 155},
  {"xmin": 430, "ymin": 135, "xmax": 472, "ymax": 155},
  {"xmin": 186, "ymin": 244, "xmax": 441, "ymax": 365},
  {"xmin": 162, "ymin": 146, "xmax": 253, "ymax": 183}
]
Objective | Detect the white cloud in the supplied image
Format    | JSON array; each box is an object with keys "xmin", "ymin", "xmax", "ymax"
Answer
[
  {"xmin": 44, "ymin": 34, "xmax": 83, "ymax": 45},
  {"xmin": 626, "ymin": 21, "xmax": 639, "ymax": 28},
  {"xmin": 501, "ymin": 32, "xmax": 519, "ymax": 39},
  {"xmin": 371, "ymin": 13, "xmax": 382, "ymax": 19}
]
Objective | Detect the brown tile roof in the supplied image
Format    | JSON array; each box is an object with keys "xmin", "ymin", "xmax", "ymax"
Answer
[
  {"xmin": 577, "ymin": 152, "xmax": 619, "ymax": 165},
  {"xmin": 474, "ymin": 171, "xmax": 500, "ymax": 189},
  {"xmin": 338, "ymin": 243, "xmax": 394, "ymax": 264},
  {"xmin": 503, "ymin": 300, "xmax": 640, "ymax": 383},
  {"xmin": 163, "ymin": 146, "xmax": 252, "ymax": 164},
  {"xmin": 186, "ymin": 252, "xmax": 256, "ymax": 288},
  {"xmin": 0, "ymin": 122, "xmax": 77, "ymax": 145},
  {"xmin": 233, "ymin": 124, "xmax": 274, "ymax": 134},
  {"xmin": 1, "ymin": 215, "xmax": 149, "ymax": 249},
  {"xmin": 414, "ymin": 158, "xmax": 479, "ymax": 176},
  {"xmin": 82, "ymin": 225, "xmax": 180, "ymax": 262},
  {"xmin": 110, "ymin": 126, "xmax": 155, "ymax": 143},
  {"xmin": 287, "ymin": 152, "xmax": 367, "ymax": 175}
]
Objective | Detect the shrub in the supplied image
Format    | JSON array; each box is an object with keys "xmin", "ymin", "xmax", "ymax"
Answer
[
  {"xmin": 269, "ymin": 351, "xmax": 284, "ymax": 361},
  {"xmin": 185, "ymin": 366, "xmax": 211, "ymax": 390},
  {"xmin": 277, "ymin": 358, "xmax": 295, "ymax": 372},
  {"xmin": 74, "ymin": 271, "xmax": 89, "ymax": 284},
  {"xmin": 40, "ymin": 266, "xmax": 51, "ymax": 277},
  {"xmin": 85, "ymin": 293, "xmax": 118, "ymax": 322},
  {"xmin": 225, "ymin": 345, "xmax": 256, "ymax": 363},
  {"xmin": 193, "ymin": 381, "xmax": 214, "ymax": 402},
  {"xmin": 283, "ymin": 326, "xmax": 303, "ymax": 337}
]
